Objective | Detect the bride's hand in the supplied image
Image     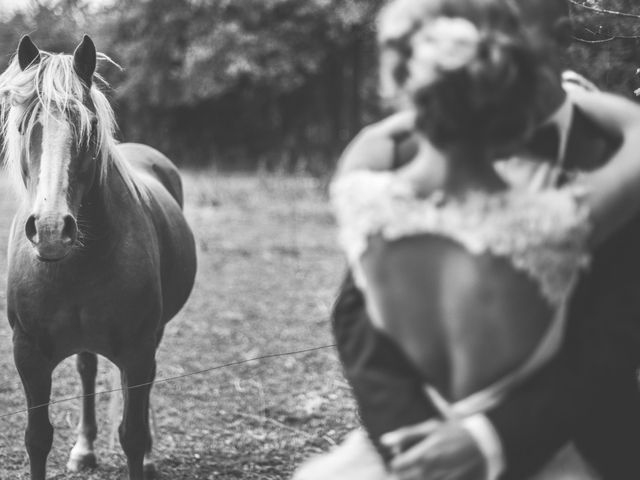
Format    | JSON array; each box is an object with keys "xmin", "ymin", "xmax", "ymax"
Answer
[
  {"xmin": 394, "ymin": 138, "xmax": 447, "ymax": 197},
  {"xmin": 381, "ymin": 420, "xmax": 486, "ymax": 480}
]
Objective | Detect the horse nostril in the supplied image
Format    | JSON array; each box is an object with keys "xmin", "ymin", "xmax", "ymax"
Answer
[
  {"xmin": 25, "ymin": 214, "xmax": 38, "ymax": 244},
  {"xmin": 61, "ymin": 215, "xmax": 78, "ymax": 245}
]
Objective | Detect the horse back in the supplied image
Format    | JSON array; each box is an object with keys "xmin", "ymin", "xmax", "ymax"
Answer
[{"xmin": 116, "ymin": 143, "xmax": 185, "ymax": 208}]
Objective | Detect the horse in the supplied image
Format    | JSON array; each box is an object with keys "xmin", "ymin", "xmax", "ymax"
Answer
[{"xmin": 0, "ymin": 35, "xmax": 197, "ymax": 480}]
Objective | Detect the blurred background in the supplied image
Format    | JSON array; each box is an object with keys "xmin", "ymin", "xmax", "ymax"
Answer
[{"xmin": 0, "ymin": 0, "xmax": 639, "ymax": 172}]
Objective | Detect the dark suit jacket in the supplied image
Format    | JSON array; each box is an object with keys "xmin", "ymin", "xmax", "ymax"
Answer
[{"xmin": 331, "ymin": 106, "xmax": 640, "ymax": 478}]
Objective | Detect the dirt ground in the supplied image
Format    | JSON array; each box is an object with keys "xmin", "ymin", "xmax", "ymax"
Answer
[{"xmin": 0, "ymin": 171, "xmax": 359, "ymax": 479}]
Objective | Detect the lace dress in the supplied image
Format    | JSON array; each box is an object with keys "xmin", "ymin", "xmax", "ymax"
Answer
[
  {"xmin": 333, "ymin": 170, "xmax": 591, "ymax": 310},
  {"xmin": 293, "ymin": 169, "xmax": 598, "ymax": 480}
]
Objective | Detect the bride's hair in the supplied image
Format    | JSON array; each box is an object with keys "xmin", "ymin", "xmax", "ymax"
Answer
[{"xmin": 378, "ymin": 0, "xmax": 544, "ymax": 155}]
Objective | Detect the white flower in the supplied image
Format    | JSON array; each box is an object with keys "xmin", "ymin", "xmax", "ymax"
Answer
[{"xmin": 408, "ymin": 17, "xmax": 481, "ymax": 89}]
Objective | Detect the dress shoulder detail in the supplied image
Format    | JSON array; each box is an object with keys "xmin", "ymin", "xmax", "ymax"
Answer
[{"xmin": 331, "ymin": 170, "xmax": 592, "ymax": 307}]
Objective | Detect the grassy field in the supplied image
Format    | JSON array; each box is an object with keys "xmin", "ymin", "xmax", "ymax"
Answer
[{"xmin": 0, "ymin": 170, "xmax": 359, "ymax": 479}]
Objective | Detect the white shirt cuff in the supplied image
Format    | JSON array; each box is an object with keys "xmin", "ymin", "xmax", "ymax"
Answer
[{"xmin": 461, "ymin": 414, "xmax": 505, "ymax": 480}]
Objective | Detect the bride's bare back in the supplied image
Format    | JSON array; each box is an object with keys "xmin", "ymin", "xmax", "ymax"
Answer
[
  {"xmin": 332, "ymin": 170, "xmax": 591, "ymax": 407},
  {"xmin": 362, "ymin": 234, "xmax": 553, "ymax": 401}
]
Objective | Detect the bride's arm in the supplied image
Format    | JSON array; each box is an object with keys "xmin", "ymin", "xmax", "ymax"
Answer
[
  {"xmin": 337, "ymin": 110, "xmax": 417, "ymax": 175},
  {"xmin": 568, "ymin": 89, "xmax": 640, "ymax": 246}
]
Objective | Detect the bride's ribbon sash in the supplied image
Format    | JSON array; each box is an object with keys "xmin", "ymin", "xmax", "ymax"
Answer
[{"xmin": 424, "ymin": 296, "xmax": 571, "ymax": 420}]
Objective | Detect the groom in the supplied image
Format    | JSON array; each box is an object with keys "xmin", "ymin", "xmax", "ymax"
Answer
[{"xmin": 332, "ymin": 2, "xmax": 640, "ymax": 480}]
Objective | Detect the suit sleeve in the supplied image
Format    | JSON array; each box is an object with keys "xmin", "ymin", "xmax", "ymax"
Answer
[
  {"xmin": 486, "ymin": 107, "xmax": 640, "ymax": 479},
  {"xmin": 486, "ymin": 261, "xmax": 638, "ymax": 479},
  {"xmin": 484, "ymin": 346, "xmax": 588, "ymax": 479},
  {"xmin": 331, "ymin": 270, "xmax": 440, "ymax": 460}
]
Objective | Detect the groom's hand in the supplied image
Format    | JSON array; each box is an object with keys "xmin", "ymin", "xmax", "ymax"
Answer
[{"xmin": 381, "ymin": 420, "xmax": 486, "ymax": 480}]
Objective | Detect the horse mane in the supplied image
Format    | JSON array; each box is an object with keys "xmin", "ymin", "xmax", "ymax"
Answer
[{"xmin": 0, "ymin": 50, "xmax": 148, "ymax": 202}]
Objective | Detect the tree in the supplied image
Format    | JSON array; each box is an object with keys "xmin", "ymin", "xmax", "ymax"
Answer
[
  {"xmin": 3, "ymin": 0, "xmax": 637, "ymax": 169},
  {"xmin": 567, "ymin": 0, "xmax": 640, "ymax": 96},
  {"xmin": 0, "ymin": 0, "xmax": 88, "ymax": 57},
  {"xmin": 95, "ymin": 0, "xmax": 384, "ymax": 168}
]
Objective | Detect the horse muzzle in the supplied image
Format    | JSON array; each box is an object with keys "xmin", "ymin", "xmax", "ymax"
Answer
[{"xmin": 25, "ymin": 213, "xmax": 78, "ymax": 262}]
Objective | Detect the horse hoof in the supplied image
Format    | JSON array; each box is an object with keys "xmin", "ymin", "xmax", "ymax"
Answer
[
  {"xmin": 143, "ymin": 461, "xmax": 158, "ymax": 479},
  {"xmin": 66, "ymin": 451, "xmax": 97, "ymax": 472}
]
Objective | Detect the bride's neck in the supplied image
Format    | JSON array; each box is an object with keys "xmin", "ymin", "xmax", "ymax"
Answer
[
  {"xmin": 442, "ymin": 145, "xmax": 506, "ymax": 195},
  {"xmin": 402, "ymin": 139, "xmax": 507, "ymax": 198}
]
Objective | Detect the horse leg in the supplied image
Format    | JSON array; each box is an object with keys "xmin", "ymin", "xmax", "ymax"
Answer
[
  {"xmin": 67, "ymin": 352, "xmax": 98, "ymax": 471},
  {"xmin": 13, "ymin": 331, "xmax": 54, "ymax": 480},
  {"xmin": 108, "ymin": 363, "xmax": 122, "ymax": 450},
  {"xmin": 144, "ymin": 394, "xmax": 158, "ymax": 477},
  {"xmin": 119, "ymin": 353, "xmax": 157, "ymax": 480}
]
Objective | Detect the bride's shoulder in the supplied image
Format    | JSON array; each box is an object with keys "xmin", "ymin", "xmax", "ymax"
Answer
[
  {"xmin": 503, "ymin": 186, "xmax": 592, "ymax": 245},
  {"xmin": 330, "ymin": 170, "xmax": 412, "ymax": 212}
]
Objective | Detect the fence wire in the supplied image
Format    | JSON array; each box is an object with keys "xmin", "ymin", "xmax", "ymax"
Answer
[{"xmin": 0, "ymin": 344, "xmax": 337, "ymax": 419}]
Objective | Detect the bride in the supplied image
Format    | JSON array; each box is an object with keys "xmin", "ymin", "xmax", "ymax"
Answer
[{"xmin": 294, "ymin": 0, "xmax": 640, "ymax": 479}]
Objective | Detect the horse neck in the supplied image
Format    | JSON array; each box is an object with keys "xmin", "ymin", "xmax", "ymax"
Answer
[{"xmin": 78, "ymin": 155, "xmax": 141, "ymax": 250}]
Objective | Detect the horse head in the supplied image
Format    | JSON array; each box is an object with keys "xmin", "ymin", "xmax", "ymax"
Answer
[{"xmin": 1, "ymin": 35, "xmax": 112, "ymax": 262}]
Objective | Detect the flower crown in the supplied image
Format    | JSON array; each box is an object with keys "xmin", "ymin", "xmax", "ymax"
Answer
[{"xmin": 407, "ymin": 17, "xmax": 481, "ymax": 90}]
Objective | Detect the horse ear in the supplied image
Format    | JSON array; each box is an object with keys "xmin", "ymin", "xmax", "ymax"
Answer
[
  {"xmin": 18, "ymin": 35, "xmax": 41, "ymax": 71},
  {"xmin": 73, "ymin": 35, "xmax": 97, "ymax": 87}
]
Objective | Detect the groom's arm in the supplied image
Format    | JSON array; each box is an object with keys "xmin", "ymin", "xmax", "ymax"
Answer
[
  {"xmin": 333, "ymin": 115, "xmax": 435, "ymax": 444},
  {"xmin": 472, "ymin": 93, "xmax": 640, "ymax": 478},
  {"xmin": 490, "ymin": 89, "xmax": 640, "ymax": 478},
  {"xmin": 484, "ymin": 349, "xmax": 587, "ymax": 479},
  {"xmin": 381, "ymin": 330, "xmax": 587, "ymax": 480},
  {"xmin": 332, "ymin": 270, "xmax": 443, "ymax": 458}
]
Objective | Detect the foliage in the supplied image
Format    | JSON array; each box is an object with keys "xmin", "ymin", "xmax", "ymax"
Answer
[
  {"xmin": 92, "ymin": 0, "xmax": 377, "ymax": 103},
  {"xmin": 0, "ymin": 0, "xmax": 383, "ymax": 168},
  {"xmin": 567, "ymin": 0, "xmax": 640, "ymax": 96},
  {"xmin": 0, "ymin": 1, "xmax": 87, "ymax": 56},
  {"xmin": 0, "ymin": 0, "xmax": 639, "ymax": 168},
  {"xmin": 97, "ymin": 0, "xmax": 384, "ymax": 167}
]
